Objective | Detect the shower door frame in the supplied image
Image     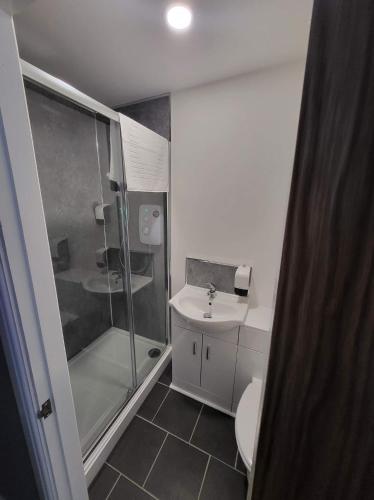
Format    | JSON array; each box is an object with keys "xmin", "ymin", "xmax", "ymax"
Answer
[
  {"xmin": 1, "ymin": 10, "xmax": 171, "ymax": 497},
  {"xmin": 19, "ymin": 60, "xmax": 172, "ymax": 483},
  {"xmin": 23, "ymin": 60, "xmax": 141, "ymax": 446},
  {"xmin": 0, "ymin": 14, "xmax": 89, "ymax": 500}
]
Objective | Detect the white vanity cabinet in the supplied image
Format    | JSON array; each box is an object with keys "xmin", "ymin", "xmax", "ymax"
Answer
[
  {"xmin": 172, "ymin": 325, "xmax": 202, "ymax": 387},
  {"xmin": 171, "ymin": 321, "xmax": 238, "ymax": 410},
  {"xmin": 171, "ymin": 309, "xmax": 271, "ymax": 415},
  {"xmin": 200, "ymin": 335, "xmax": 237, "ymax": 408}
]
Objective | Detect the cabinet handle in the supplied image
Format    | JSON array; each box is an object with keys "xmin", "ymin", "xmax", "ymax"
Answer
[
  {"xmin": 206, "ymin": 346, "xmax": 210, "ymax": 360},
  {"xmin": 193, "ymin": 341, "xmax": 197, "ymax": 355}
]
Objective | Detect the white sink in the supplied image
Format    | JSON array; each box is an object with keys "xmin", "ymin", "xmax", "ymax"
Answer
[
  {"xmin": 169, "ymin": 285, "xmax": 249, "ymax": 333},
  {"xmin": 83, "ymin": 271, "xmax": 152, "ymax": 295},
  {"xmin": 83, "ymin": 271, "xmax": 123, "ymax": 294}
]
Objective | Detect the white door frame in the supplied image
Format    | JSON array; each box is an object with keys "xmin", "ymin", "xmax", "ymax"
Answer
[{"xmin": 0, "ymin": 10, "xmax": 88, "ymax": 499}]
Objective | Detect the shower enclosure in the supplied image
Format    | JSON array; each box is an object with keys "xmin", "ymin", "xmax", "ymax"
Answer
[{"xmin": 23, "ymin": 67, "xmax": 170, "ymax": 460}]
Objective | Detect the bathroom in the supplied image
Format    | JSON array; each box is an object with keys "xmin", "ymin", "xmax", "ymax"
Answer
[{"xmin": 0, "ymin": 1, "xmax": 373, "ymax": 500}]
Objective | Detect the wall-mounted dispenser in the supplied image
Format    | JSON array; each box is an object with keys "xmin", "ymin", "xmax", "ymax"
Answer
[
  {"xmin": 95, "ymin": 248, "xmax": 107, "ymax": 269},
  {"xmin": 93, "ymin": 202, "xmax": 110, "ymax": 225},
  {"xmin": 234, "ymin": 265, "xmax": 252, "ymax": 296},
  {"xmin": 139, "ymin": 204, "xmax": 163, "ymax": 245}
]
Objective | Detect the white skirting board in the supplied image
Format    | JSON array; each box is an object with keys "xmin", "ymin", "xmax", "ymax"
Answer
[
  {"xmin": 84, "ymin": 346, "xmax": 172, "ymax": 486},
  {"xmin": 170, "ymin": 382, "xmax": 236, "ymax": 418}
]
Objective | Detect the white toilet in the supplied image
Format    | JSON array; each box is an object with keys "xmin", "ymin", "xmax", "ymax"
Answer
[{"xmin": 235, "ymin": 378, "xmax": 263, "ymax": 498}]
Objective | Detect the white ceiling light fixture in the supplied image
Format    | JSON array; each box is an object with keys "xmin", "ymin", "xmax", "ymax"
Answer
[{"xmin": 166, "ymin": 4, "xmax": 193, "ymax": 31}]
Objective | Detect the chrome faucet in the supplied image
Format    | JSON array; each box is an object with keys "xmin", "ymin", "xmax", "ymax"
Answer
[
  {"xmin": 206, "ymin": 282, "xmax": 217, "ymax": 300},
  {"xmin": 203, "ymin": 282, "xmax": 216, "ymax": 318},
  {"xmin": 111, "ymin": 270, "xmax": 122, "ymax": 282}
]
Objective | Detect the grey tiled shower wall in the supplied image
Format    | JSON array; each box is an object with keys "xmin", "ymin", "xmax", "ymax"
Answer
[
  {"xmin": 117, "ymin": 96, "xmax": 170, "ymax": 141},
  {"xmin": 26, "ymin": 83, "xmax": 114, "ymax": 358},
  {"xmin": 26, "ymin": 83, "xmax": 170, "ymax": 359}
]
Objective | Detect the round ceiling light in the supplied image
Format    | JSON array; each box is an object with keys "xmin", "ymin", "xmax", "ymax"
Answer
[{"xmin": 166, "ymin": 5, "xmax": 192, "ymax": 31}]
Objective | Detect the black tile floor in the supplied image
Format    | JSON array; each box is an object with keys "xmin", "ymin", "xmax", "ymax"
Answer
[{"xmin": 89, "ymin": 362, "xmax": 247, "ymax": 500}]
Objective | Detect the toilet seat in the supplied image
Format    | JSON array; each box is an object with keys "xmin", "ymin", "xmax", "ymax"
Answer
[{"xmin": 235, "ymin": 378, "xmax": 263, "ymax": 470}]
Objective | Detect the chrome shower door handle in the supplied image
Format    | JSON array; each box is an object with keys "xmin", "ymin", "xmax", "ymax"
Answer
[
  {"xmin": 192, "ymin": 341, "xmax": 197, "ymax": 355},
  {"xmin": 206, "ymin": 345, "xmax": 210, "ymax": 360}
]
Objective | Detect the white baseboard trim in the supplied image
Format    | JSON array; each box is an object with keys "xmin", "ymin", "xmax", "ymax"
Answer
[
  {"xmin": 84, "ymin": 346, "xmax": 172, "ymax": 486},
  {"xmin": 170, "ymin": 382, "xmax": 235, "ymax": 418}
]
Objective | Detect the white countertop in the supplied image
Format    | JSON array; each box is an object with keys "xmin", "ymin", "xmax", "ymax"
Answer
[
  {"xmin": 244, "ymin": 305, "xmax": 274, "ymax": 332},
  {"xmin": 130, "ymin": 274, "xmax": 153, "ymax": 294}
]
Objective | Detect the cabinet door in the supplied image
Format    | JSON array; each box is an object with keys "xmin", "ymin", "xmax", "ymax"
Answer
[
  {"xmin": 201, "ymin": 336, "xmax": 237, "ymax": 407},
  {"xmin": 172, "ymin": 325, "xmax": 202, "ymax": 387}
]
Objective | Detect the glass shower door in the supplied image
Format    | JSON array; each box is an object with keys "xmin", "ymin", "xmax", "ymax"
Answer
[
  {"xmin": 106, "ymin": 116, "xmax": 170, "ymax": 389},
  {"xmin": 124, "ymin": 190, "xmax": 169, "ymax": 386},
  {"xmin": 25, "ymin": 81, "xmax": 137, "ymax": 456}
]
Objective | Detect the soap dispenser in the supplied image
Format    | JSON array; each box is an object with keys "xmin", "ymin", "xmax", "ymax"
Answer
[{"xmin": 234, "ymin": 265, "xmax": 252, "ymax": 296}]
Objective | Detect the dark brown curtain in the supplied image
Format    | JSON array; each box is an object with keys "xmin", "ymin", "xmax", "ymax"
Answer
[{"xmin": 251, "ymin": 1, "xmax": 374, "ymax": 499}]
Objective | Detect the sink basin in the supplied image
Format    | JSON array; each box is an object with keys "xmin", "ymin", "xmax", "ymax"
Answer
[
  {"xmin": 83, "ymin": 271, "xmax": 153, "ymax": 294},
  {"xmin": 169, "ymin": 285, "xmax": 249, "ymax": 333},
  {"xmin": 83, "ymin": 271, "xmax": 123, "ymax": 294}
]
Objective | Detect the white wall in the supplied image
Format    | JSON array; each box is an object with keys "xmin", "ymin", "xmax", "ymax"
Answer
[{"xmin": 171, "ymin": 62, "xmax": 305, "ymax": 307}]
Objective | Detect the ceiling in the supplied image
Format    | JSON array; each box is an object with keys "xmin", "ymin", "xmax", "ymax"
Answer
[{"xmin": 14, "ymin": 0, "xmax": 313, "ymax": 106}]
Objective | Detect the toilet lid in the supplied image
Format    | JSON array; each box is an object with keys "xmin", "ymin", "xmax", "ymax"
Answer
[{"xmin": 235, "ymin": 378, "xmax": 263, "ymax": 470}]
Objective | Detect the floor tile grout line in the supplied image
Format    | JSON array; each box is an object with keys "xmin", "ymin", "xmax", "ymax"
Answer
[
  {"xmin": 152, "ymin": 387, "xmax": 171, "ymax": 422},
  {"xmin": 137, "ymin": 414, "xmax": 209, "ymax": 457},
  {"xmin": 104, "ymin": 473, "xmax": 121, "ymax": 500},
  {"xmin": 205, "ymin": 454, "xmax": 246, "ymax": 476},
  {"xmin": 156, "ymin": 380, "xmax": 170, "ymax": 388},
  {"xmin": 105, "ymin": 462, "xmax": 159, "ymax": 500},
  {"xmin": 189, "ymin": 403, "xmax": 204, "ymax": 443},
  {"xmin": 197, "ymin": 455, "xmax": 211, "ymax": 500},
  {"xmin": 136, "ymin": 414, "xmax": 246, "ymax": 476},
  {"xmin": 143, "ymin": 432, "xmax": 169, "ymax": 488}
]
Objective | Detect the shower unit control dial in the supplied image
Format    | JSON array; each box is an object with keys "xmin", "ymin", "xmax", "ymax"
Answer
[{"xmin": 139, "ymin": 204, "xmax": 163, "ymax": 245}]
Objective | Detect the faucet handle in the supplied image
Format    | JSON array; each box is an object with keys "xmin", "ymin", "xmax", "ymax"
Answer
[{"xmin": 205, "ymin": 282, "xmax": 217, "ymax": 294}]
